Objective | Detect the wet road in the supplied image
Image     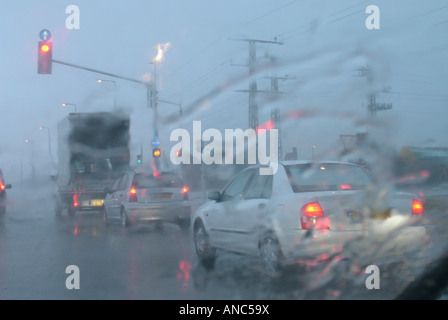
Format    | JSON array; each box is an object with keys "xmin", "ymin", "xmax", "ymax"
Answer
[{"xmin": 1, "ymin": 183, "xmax": 447, "ymax": 300}]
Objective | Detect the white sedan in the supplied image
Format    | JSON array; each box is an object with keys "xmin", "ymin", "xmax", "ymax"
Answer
[{"xmin": 192, "ymin": 161, "xmax": 426, "ymax": 273}]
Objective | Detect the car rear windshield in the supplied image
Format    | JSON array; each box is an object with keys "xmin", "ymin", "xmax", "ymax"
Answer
[
  {"xmin": 284, "ymin": 163, "xmax": 372, "ymax": 192},
  {"xmin": 132, "ymin": 172, "xmax": 183, "ymax": 189}
]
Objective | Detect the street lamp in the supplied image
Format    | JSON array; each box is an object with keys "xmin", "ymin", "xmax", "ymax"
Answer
[
  {"xmin": 62, "ymin": 103, "xmax": 77, "ymax": 113},
  {"xmin": 39, "ymin": 126, "xmax": 53, "ymax": 170},
  {"xmin": 312, "ymin": 145, "xmax": 316, "ymax": 160},
  {"xmin": 97, "ymin": 79, "xmax": 117, "ymax": 111},
  {"xmin": 25, "ymin": 138, "xmax": 35, "ymax": 182},
  {"xmin": 149, "ymin": 61, "xmax": 159, "ymax": 138},
  {"xmin": 39, "ymin": 126, "xmax": 51, "ymax": 155}
]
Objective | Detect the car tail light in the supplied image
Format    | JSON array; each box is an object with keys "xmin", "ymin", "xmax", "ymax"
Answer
[
  {"xmin": 181, "ymin": 186, "xmax": 189, "ymax": 200},
  {"xmin": 412, "ymin": 199, "xmax": 424, "ymax": 215},
  {"xmin": 0, "ymin": 179, "xmax": 4, "ymax": 191},
  {"xmin": 300, "ymin": 202, "xmax": 330, "ymax": 230},
  {"xmin": 129, "ymin": 187, "xmax": 137, "ymax": 202},
  {"xmin": 73, "ymin": 193, "xmax": 79, "ymax": 207}
]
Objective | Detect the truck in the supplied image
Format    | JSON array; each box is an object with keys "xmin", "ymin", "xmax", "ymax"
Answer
[{"xmin": 55, "ymin": 112, "xmax": 131, "ymax": 216}]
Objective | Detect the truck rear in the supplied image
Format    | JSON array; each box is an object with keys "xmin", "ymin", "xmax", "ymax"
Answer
[{"xmin": 55, "ymin": 112, "xmax": 130, "ymax": 216}]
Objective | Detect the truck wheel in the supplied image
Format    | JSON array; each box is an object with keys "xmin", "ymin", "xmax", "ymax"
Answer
[
  {"xmin": 67, "ymin": 207, "xmax": 76, "ymax": 218},
  {"xmin": 178, "ymin": 218, "xmax": 191, "ymax": 233},
  {"xmin": 154, "ymin": 221, "xmax": 164, "ymax": 231},
  {"xmin": 55, "ymin": 203, "xmax": 62, "ymax": 217}
]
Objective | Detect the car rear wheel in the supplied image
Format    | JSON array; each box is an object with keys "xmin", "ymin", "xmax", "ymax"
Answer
[
  {"xmin": 194, "ymin": 221, "xmax": 216, "ymax": 269},
  {"xmin": 101, "ymin": 206, "xmax": 109, "ymax": 224},
  {"xmin": 120, "ymin": 208, "xmax": 129, "ymax": 228},
  {"xmin": 259, "ymin": 236, "xmax": 283, "ymax": 275}
]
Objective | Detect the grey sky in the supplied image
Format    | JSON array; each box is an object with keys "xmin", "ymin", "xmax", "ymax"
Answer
[{"xmin": 1, "ymin": 1, "xmax": 447, "ymax": 182}]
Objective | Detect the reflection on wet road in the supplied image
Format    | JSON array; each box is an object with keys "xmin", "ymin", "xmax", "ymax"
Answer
[{"xmin": 0, "ymin": 185, "xmax": 447, "ymax": 300}]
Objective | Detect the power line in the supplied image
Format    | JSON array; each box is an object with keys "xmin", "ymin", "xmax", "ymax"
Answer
[
  {"xmin": 412, "ymin": 4, "xmax": 448, "ymax": 19},
  {"xmin": 163, "ymin": 36, "xmax": 224, "ymax": 81},
  {"xmin": 279, "ymin": 0, "xmax": 369, "ymax": 41},
  {"xmin": 231, "ymin": 38, "xmax": 282, "ymax": 129},
  {"xmin": 238, "ymin": 0, "xmax": 298, "ymax": 28},
  {"xmin": 164, "ymin": 1, "xmax": 299, "ymax": 82}
]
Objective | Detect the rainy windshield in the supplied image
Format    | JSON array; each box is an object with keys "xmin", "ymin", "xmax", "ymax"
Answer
[
  {"xmin": 1, "ymin": 0, "xmax": 448, "ymax": 305},
  {"xmin": 133, "ymin": 172, "xmax": 183, "ymax": 189},
  {"xmin": 285, "ymin": 163, "xmax": 373, "ymax": 192}
]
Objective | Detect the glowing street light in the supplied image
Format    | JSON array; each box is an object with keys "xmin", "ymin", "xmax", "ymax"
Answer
[
  {"xmin": 97, "ymin": 79, "xmax": 117, "ymax": 111},
  {"xmin": 39, "ymin": 126, "xmax": 52, "ymax": 157},
  {"xmin": 25, "ymin": 138, "xmax": 36, "ymax": 182},
  {"xmin": 62, "ymin": 102, "xmax": 77, "ymax": 113},
  {"xmin": 150, "ymin": 43, "xmax": 171, "ymax": 136}
]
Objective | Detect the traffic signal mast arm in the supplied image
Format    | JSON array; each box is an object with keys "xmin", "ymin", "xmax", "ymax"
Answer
[{"xmin": 51, "ymin": 59, "xmax": 152, "ymax": 89}]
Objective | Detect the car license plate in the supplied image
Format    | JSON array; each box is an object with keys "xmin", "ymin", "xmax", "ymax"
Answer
[
  {"xmin": 82, "ymin": 200, "xmax": 104, "ymax": 206},
  {"xmin": 153, "ymin": 193, "xmax": 172, "ymax": 200},
  {"xmin": 370, "ymin": 209, "xmax": 391, "ymax": 220},
  {"xmin": 346, "ymin": 210, "xmax": 363, "ymax": 223}
]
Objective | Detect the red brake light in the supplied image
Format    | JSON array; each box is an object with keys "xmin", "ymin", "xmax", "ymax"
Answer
[
  {"xmin": 303, "ymin": 202, "xmax": 324, "ymax": 217},
  {"xmin": 300, "ymin": 202, "xmax": 329, "ymax": 229},
  {"xmin": 340, "ymin": 184, "xmax": 352, "ymax": 190},
  {"xmin": 412, "ymin": 199, "xmax": 424, "ymax": 214},
  {"xmin": 0, "ymin": 179, "xmax": 5, "ymax": 191},
  {"xmin": 129, "ymin": 187, "xmax": 137, "ymax": 202},
  {"xmin": 73, "ymin": 193, "xmax": 79, "ymax": 207},
  {"xmin": 181, "ymin": 186, "xmax": 189, "ymax": 200}
]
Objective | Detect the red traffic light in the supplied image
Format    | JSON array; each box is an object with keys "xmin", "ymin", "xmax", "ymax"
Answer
[{"xmin": 38, "ymin": 41, "xmax": 52, "ymax": 74}]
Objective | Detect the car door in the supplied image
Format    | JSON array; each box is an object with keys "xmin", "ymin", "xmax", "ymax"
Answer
[
  {"xmin": 113, "ymin": 173, "xmax": 131, "ymax": 217},
  {"xmin": 104, "ymin": 175, "xmax": 122, "ymax": 219},
  {"xmin": 233, "ymin": 169, "xmax": 273, "ymax": 254},
  {"xmin": 206, "ymin": 169, "xmax": 254, "ymax": 249},
  {"xmin": 108, "ymin": 173, "xmax": 129, "ymax": 219}
]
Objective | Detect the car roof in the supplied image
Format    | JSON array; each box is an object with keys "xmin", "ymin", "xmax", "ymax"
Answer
[
  {"xmin": 129, "ymin": 166, "xmax": 181, "ymax": 176},
  {"xmin": 243, "ymin": 160, "xmax": 362, "ymax": 170},
  {"xmin": 279, "ymin": 160, "xmax": 361, "ymax": 166}
]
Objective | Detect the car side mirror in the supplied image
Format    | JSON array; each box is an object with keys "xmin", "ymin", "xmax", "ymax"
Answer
[
  {"xmin": 104, "ymin": 187, "xmax": 111, "ymax": 194},
  {"xmin": 208, "ymin": 191, "xmax": 221, "ymax": 202},
  {"xmin": 5, "ymin": 184, "xmax": 11, "ymax": 189}
]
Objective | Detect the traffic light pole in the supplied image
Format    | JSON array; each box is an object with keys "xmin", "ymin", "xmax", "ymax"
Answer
[
  {"xmin": 51, "ymin": 59, "xmax": 159, "ymax": 168},
  {"xmin": 52, "ymin": 59, "xmax": 151, "ymax": 89}
]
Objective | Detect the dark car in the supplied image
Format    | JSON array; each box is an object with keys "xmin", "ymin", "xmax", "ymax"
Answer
[{"xmin": 0, "ymin": 169, "xmax": 12, "ymax": 219}]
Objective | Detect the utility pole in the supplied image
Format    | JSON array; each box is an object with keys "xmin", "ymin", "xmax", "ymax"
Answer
[
  {"xmin": 232, "ymin": 38, "xmax": 282, "ymax": 129},
  {"xmin": 264, "ymin": 56, "xmax": 295, "ymax": 161},
  {"xmin": 356, "ymin": 65, "xmax": 392, "ymax": 116}
]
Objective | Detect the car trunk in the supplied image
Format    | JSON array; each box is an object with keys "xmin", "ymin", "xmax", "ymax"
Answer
[
  {"xmin": 135, "ymin": 187, "xmax": 185, "ymax": 203},
  {"xmin": 312, "ymin": 190, "xmax": 366, "ymax": 231}
]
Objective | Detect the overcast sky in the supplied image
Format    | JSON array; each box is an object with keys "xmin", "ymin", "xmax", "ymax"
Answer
[{"xmin": 1, "ymin": 0, "xmax": 447, "ymax": 182}]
